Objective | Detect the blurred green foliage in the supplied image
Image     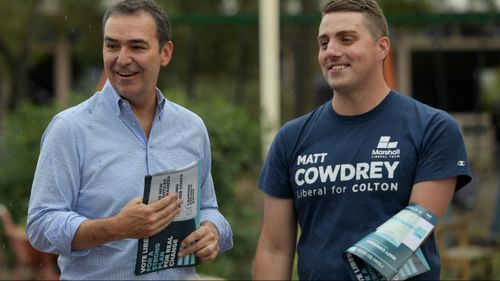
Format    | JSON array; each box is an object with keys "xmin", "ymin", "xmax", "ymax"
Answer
[
  {"xmin": 166, "ymin": 89, "xmax": 262, "ymax": 279},
  {"xmin": 0, "ymin": 102, "xmax": 60, "ymax": 221},
  {"xmin": 0, "ymin": 88, "xmax": 262, "ymax": 279},
  {"xmin": 0, "ymin": 101, "xmax": 61, "ymax": 267}
]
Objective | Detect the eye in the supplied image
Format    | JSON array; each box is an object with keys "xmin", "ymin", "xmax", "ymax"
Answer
[
  {"xmin": 318, "ymin": 39, "xmax": 328, "ymax": 50},
  {"xmin": 132, "ymin": 45, "xmax": 147, "ymax": 51},
  {"xmin": 341, "ymin": 36, "xmax": 355, "ymax": 44},
  {"xmin": 105, "ymin": 43, "xmax": 119, "ymax": 51}
]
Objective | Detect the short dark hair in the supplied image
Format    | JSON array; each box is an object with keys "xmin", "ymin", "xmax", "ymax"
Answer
[
  {"xmin": 102, "ymin": 0, "xmax": 171, "ymax": 50},
  {"xmin": 322, "ymin": 0, "xmax": 389, "ymax": 39}
]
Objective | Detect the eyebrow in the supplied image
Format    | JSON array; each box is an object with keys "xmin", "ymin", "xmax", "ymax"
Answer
[
  {"xmin": 317, "ymin": 30, "xmax": 358, "ymax": 41},
  {"xmin": 335, "ymin": 30, "xmax": 358, "ymax": 37},
  {"xmin": 104, "ymin": 37, "xmax": 150, "ymax": 46}
]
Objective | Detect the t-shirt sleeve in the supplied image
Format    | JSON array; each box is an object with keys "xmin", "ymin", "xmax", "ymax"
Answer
[
  {"xmin": 259, "ymin": 126, "xmax": 294, "ymax": 198},
  {"xmin": 413, "ymin": 111, "xmax": 472, "ymax": 190}
]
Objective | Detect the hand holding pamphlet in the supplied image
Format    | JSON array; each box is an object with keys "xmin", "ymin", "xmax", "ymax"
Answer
[
  {"xmin": 135, "ymin": 161, "xmax": 201, "ymax": 275},
  {"xmin": 344, "ymin": 203, "xmax": 438, "ymax": 280}
]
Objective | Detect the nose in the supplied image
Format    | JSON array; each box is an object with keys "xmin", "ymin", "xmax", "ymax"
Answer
[
  {"xmin": 325, "ymin": 41, "xmax": 342, "ymax": 57},
  {"xmin": 117, "ymin": 47, "xmax": 132, "ymax": 65}
]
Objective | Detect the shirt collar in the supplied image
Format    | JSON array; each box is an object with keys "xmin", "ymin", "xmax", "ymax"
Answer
[{"xmin": 101, "ymin": 80, "xmax": 166, "ymax": 117}]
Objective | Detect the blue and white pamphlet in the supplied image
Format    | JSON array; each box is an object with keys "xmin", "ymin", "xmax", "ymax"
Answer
[
  {"xmin": 135, "ymin": 161, "xmax": 201, "ymax": 275},
  {"xmin": 344, "ymin": 203, "xmax": 438, "ymax": 280}
]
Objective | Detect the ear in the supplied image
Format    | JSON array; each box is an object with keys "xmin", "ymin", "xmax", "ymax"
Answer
[
  {"xmin": 377, "ymin": 36, "xmax": 390, "ymax": 61},
  {"xmin": 160, "ymin": 41, "xmax": 174, "ymax": 67}
]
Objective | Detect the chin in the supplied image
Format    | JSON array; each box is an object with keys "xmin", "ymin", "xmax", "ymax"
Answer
[
  {"xmin": 330, "ymin": 83, "xmax": 350, "ymax": 93},
  {"xmin": 114, "ymin": 87, "xmax": 137, "ymax": 98},
  {"xmin": 328, "ymin": 80, "xmax": 341, "ymax": 90}
]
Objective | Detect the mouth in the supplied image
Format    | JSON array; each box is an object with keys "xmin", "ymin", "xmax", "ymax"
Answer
[
  {"xmin": 116, "ymin": 71, "xmax": 139, "ymax": 78},
  {"xmin": 328, "ymin": 64, "xmax": 349, "ymax": 72}
]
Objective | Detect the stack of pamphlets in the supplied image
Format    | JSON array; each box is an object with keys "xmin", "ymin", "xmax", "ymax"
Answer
[
  {"xmin": 344, "ymin": 204, "xmax": 438, "ymax": 280},
  {"xmin": 135, "ymin": 161, "xmax": 201, "ymax": 275}
]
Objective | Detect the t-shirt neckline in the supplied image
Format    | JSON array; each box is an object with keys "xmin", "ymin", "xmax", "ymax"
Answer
[{"xmin": 326, "ymin": 90, "xmax": 395, "ymax": 123}]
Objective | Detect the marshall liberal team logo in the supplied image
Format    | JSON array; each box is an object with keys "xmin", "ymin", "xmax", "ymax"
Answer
[{"xmin": 371, "ymin": 136, "xmax": 400, "ymax": 159}]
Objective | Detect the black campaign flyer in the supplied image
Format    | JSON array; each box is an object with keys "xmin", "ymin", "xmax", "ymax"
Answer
[{"xmin": 135, "ymin": 161, "xmax": 201, "ymax": 275}]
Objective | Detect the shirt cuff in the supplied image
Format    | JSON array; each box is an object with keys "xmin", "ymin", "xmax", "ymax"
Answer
[{"xmin": 46, "ymin": 213, "xmax": 90, "ymax": 257}]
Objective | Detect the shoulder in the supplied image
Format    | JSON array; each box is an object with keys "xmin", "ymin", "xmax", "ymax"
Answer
[
  {"xmin": 38, "ymin": 97, "xmax": 98, "ymax": 151},
  {"xmin": 47, "ymin": 94, "xmax": 99, "ymax": 132},
  {"xmin": 391, "ymin": 91, "xmax": 443, "ymax": 114},
  {"xmin": 279, "ymin": 102, "xmax": 329, "ymax": 139},
  {"xmin": 267, "ymin": 102, "xmax": 329, "ymax": 161},
  {"xmin": 163, "ymin": 99, "xmax": 205, "ymax": 126},
  {"xmin": 391, "ymin": 91, "xmax": 459, "ymax": 127},
  {"xmin": 162, "ymin": 99, "xmax": 209, "ymax": 140}
]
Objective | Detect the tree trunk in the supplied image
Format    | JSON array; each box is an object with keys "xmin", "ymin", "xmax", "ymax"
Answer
[
  {"xmin": 0, "ymin": 64, "xmax": 8, "ymax": 132},
  {"xmin": 0, "ymin": 19, "xmax": 31, "ymax": 111},
  {"xmin": 0, "ymin": 40, "xmax": 17, "ymax": 112},
  {"xmin": 234, "ymin": 31, "xmax": 249, "ymax": 104},
  {"xmin": 11, "ymin": 54, "xmax": 29, "ymax": 110},
  {"xmin": 186, "ymin": 29, "xmax": 198, "ymax": 101},
  {"xmin": 293, "ymin": 0, "xmax": 317, "ymax": 116}
]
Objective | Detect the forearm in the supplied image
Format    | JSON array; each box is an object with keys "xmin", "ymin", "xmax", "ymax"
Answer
[
  {"xmin": 72, "ymin": 194, "xmax": 182, "ymax": 250},
  {"xmin": 409, "ymin": 178, "xmax": 456, "ymax": 218},
  {"xmin": 254, "ymin": 244, "xmax": 295, "ymax": 280},
  {"xmin": 253, "ymin": 195, "xmax": 297, "ymax": 280},
  {"xmin": 71, "ymin": 217, "xmax": 124, "ymax": 251}
]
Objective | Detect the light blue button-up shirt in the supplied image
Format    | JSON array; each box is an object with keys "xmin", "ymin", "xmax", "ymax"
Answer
[{"xmin": 27, "ymin": 81, "xmax": 233, "ymax": 280}]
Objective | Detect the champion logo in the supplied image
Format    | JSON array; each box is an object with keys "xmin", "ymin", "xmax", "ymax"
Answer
[{"xmin": 372, "ymin": 136, "xmax": 400, "ymax": 159}]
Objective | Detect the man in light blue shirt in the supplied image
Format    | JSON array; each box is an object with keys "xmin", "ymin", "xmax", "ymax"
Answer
[{"xmin": 26, "ymin": 0, "xmax": 233, "ymax": 279}]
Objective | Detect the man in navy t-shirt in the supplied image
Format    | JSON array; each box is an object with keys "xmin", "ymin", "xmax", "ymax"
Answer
[{"xmin": 253, "ymin": 0, "xmax": 471, "ymax": 280}]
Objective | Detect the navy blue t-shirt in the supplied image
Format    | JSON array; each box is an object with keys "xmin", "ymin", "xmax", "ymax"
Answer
[{"xmin": 259, "ymin": 91, "xmax": 472, "ymax": 280}]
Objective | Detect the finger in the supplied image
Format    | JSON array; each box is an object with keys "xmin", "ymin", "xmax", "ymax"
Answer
[
  {"xmin": 178, "ymin": 227, "xmax": 218, "ymax": 257},
  {"xmin": 178, "ymin": 229, "xmax": 208, "ymax": 257},
  {"xmin": 150, "ymin": 206, "xmax": 181, "ymax": 235},
  {"xmin": 138, "ymin": 199, "xmax": 173, "ymax": 223},
  {"xmin": 155, "ymin": 198, "xmax": 182, "ymax": 222},
  {"xmin": 149, "ymin": 193, "xmax": 178, "ymax": 211},
  {"xmin": 178, "ymin": 237, "xmax": 202, "ymax": 257},
  {"xmin": 180, "ymin": 227, "xmax": 206, "ymax": 249},
  {"xmin": 150, "ymin": 199, "xmax": 183, "ymax": 228},
  {"xmin": 144, "ymin": 197, "xmax": 181, "ymax": 226},
  {"xmin": 198, "ymin": 249, "xmax": 219, "ymax": 262},
  {"xmin": 125, "ymin": 197, "xmax": 144, "ymax": 208},
  {"xmin": 178, "ymin": 242, "xmax": 200, "ymax": 257},
  {"xmin": 181, "ymin": 224, "xmax": 219, "ymax": 251},
  {"xmin": 195, "ymin": 242, "xmax": 220, "ymax": 261}
]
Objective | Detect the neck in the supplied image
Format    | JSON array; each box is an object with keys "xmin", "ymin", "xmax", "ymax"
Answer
[
  {"xmin": 332, "ymin": 81, "xmax": 391, "ymax": 116},
  {"xmin": 130, "ymin": 94, "xmax": 157, "ymax": 139}
]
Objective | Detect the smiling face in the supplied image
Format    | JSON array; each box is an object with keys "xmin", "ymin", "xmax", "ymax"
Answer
[
  {"xmin": 103, "ymin": 10, "xmax": 172, "ymax": 105},
  {"xmin": 317, "ymin": 11, "xmax": 388, "ymax": 94}
]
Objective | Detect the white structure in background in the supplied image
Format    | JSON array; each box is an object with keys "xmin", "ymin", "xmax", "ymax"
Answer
[
  {"xmin": 435, "ymin": 0, "xmax": 500, "ymax": 12},
  {"xmin": 259, "ymin": 0, "xmax": 280, "ymax": 160},
  {"xmin": 220, "ymin": 0, "xmax": 239, "ymax": 15}
]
